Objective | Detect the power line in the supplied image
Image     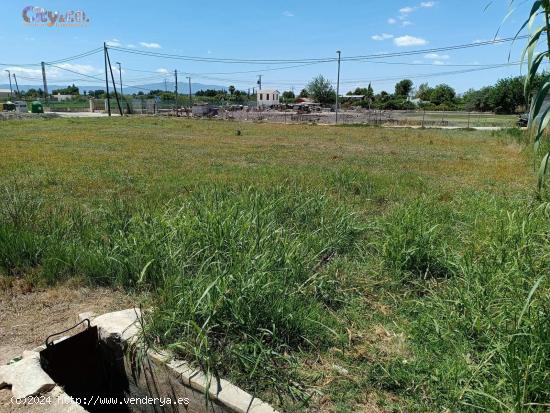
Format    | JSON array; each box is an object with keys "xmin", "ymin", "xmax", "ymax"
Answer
[
  {"xmin": 46, "ymin": 48, "xmax": 103, "ymax": 65},
  {"xmin": 0, "ymin": 48, "xmax": 103, "ymax": 67},
  {"xmin": 122, "ymin": 62, "xmax": 326, "ymax": 76},
  {"xmin": 341, "ymin": 36, "xmax": 529, "ymax": 61},
  {"xmin": 339, "ymin": 63, "xmax": 520, "ymax": 84},
  {"xmin": 106, "ymin": 35, "xmax": 529, "ymax": 65},
  {"xmin": 45, "ymin": 63, "xmax": 105, "ymax": 82}
]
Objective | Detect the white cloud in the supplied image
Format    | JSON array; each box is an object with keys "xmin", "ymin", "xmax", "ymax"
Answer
[
  {"xmin": 156, "ymin": 68, "xmax": 170, "ymax": 74},
  {"xmin": 126, "ymin": 44, "xmax": 136, "ymax": 48},
  {"xmin": 432, "ymin": 60, "xmax": 445, "ymax": 65},
  {"xmin": 420, "ymin": 1, "xmax": 436, "ymax": 7},
  {"xmin": 400, "ymin": 6, "xmax": 415, "ymax": 13},
  {"xmin": 106, "ymin": 38, "xmax": 121, "ymax": 47},
  {"xmin": 402, "ymin": 20, "xmax": 412, "ymax": 26},
  {"xmin": 4, "ymin": 66, "xmax": 42, "ymax": 77},
  {"xmin": 388, "ymin": 17, "xmax": 397, "ymax": 24},
  {"xmin": 282, "ymin": 11, "xmax": 294, "ymax": 17},
  {"xmin": 424, "ymin": 53, "xmax": 449, "ymax": 60},
  {"xmin": 394, "ymin": 35, "xmax": 428, "ymax": 46},
  {"xmin": 371, "ymin": 33, "xmax": 394, "ymax": 41},
  {"xmin": 139, "ymin": 42, "xmax": 161, "ymax": 49},
  {"xmin": 57, "ymin": 63, "xmax": 99, "ymax": 75}
]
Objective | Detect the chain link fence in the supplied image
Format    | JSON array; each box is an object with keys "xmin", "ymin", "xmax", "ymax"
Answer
[{"xmin": 213, "ymin": 109, "xmax": 517, "ymax": 128}]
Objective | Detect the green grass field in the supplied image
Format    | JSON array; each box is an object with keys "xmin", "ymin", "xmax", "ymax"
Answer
[{"xmin": 0, "ymin": 118, "xmax": 548, "ymax": 412}]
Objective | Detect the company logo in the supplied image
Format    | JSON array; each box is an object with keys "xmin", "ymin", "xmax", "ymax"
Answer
[{"xmin": 22, "ymin": 6, "xmax": 90, "ymax": 27}]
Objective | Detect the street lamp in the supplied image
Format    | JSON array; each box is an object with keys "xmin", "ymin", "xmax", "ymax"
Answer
[
  {"xmin": 186, "ymin": 76, "xmax": 192, "ymax": 108},
  {"xmin": 5, "ymin": 70, "xmax": 13, "ymax": 99},
  {"xmin": 335, "ymin": 51, "xmax": 341, "ymax": 124},
  {"xmin": 115, "ymin": 62, "xmax": 122, "ymax": 97}
]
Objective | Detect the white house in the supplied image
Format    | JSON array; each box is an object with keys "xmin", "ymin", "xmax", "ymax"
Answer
[
  {"xmin": 257, "ymin": 89, "xmax": 280, "ymax": 108},
  {"xmin": 53, "ymin": 93, "xmax": 74, "ymax": 102}
]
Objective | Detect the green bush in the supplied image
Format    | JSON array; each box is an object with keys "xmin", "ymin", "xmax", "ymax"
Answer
[
  {"xmin": 0, "ymin": 185, "xmax": 363, "ymax": 403},
  {"xmin": 379, "ymin": 199, "xmax": 456, "ymax": 281},
  {"xmin": 373, "ymin": 194, "xmax": 550, "ymax": 412}
]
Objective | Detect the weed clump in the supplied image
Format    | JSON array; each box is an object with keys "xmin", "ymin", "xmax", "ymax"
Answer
[
  {"xmin": 379, "ymin": 199, "xmax": 456, "ymax": 281},
  {"xmin": 0, "ymin": 184, "xmax": 362, "ymax": 404}
]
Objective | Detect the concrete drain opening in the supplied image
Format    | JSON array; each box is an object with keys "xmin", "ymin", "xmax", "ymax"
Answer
[
  {"xmin": 1, "ymin": 309, "xmax": 279, "ymax": 413},
  {"xmin": 39, "ymin": 319, "xmax": 129, "ymax": 413}
]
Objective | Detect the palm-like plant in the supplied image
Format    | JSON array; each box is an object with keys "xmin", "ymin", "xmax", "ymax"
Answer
[{"xmin": 515, "ymin": 1, "xmax": 550, "ymax": 190}]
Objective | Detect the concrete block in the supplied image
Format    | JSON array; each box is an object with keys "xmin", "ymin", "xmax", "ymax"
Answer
[{"xmin": 0, "ymin": 351, "xmax": 55, "ymax": 399}]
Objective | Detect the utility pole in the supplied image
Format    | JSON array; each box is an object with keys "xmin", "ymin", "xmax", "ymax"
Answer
[
  {"xmin": 41, "ymin": 62, "xmax": 49, "ymax": 102},
  {"xmin": 174, "ymin": 70, "xmax": 179, "ymax": 116},
  {"xmin": 164, "ymin": 78, "xmax": 167, "ymax": 92},
  {"xmin": 186, "ymin": 76, "xmax": 192, "ymax": 108},
  {"xmin": 105, "ymin": 46, "xmax": 123, "ymax": 116},
  {"xmin": 13, "ymin": 74, "xmax": 20, "ymax": 97},
  {"xmin": 116, "ymin": 62, "xmax": 123, "ymax": 97},
  {"xmin": 335, "ymin": 50, "xmax": 341, "ymax": 125},
  {"xmin": 103, "ymin": 43, "xmax": 111, "ymax": 116},
  {"xmin": 4, "ymin": 70, "xmax": 12, "ymax": 99},
  {"xmin": 257, "ymin": 75, "xmax": 262, "ymax": 91}
]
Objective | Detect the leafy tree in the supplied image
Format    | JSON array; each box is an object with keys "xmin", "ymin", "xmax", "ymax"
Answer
[
  {"xmin": 281, "ymin": 91, "xmax": 296, "ymax": 103},
  {"xmin": 228, "ymin": 85, "xmax": 236, "ymax": 95},
  {"xmin": 349, "ymin": 87, "xmax": 369, "ymax": 96},
  {"xmin": 395, "ymin": 79, "xmax": 413, "ymax": 97},
  {"xmin": 52, "ymin": 84, "xmax": 79, "ymax": 95},
  {"xmin": 306, "ymin": 75, "xmax": 335, "ymax": 104},
  {"xmin": 23, "ymin": 88, "xmax": 43, "ymax": 98},
  {"xmin": 429, "ymin": 84, "xmax": 456, "ymax": 105},
  {"xmin": 376, "ymin": 91, "xmax": 391, "ymax": 103},
  {"xmin": 416, "ymin": 83, "xmax": 433, "ymax": 101},
  {"xmin": 489, "ymin": 77, "xmax": 524, "ymax": 114},
  {"xmin": 367, "ymin": 83, "xmax": 374, "ymax": 99},
  {"xmin": 196, "ymin": 89, "xmax": 222, "ymax": 97},
  {"xmin": 298, "ymin": 89, "xmax": 309, "ymax": 98},
  {"xmin": 463, "ymin": 87, "xmax": 494, "ymax": 112}
]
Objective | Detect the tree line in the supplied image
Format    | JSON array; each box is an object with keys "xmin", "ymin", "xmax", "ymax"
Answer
[
  {"xmin": 14, "ymin": 72, "xmax": 544, "ymax": 114},
  {"xmin": 278, "ymin": 73, "xmax": 546, "ymax": 114}
]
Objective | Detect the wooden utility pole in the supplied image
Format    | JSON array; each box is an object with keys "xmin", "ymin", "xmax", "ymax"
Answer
[
  {"xmin": 105, "ymin": 47, "xmax": 123, "ymax": 116},
  {"xmin": 4, "ymin": 70, "xmax": 12, "ymax": 98},
  {"xmin": 13, "ymin": 74, "xmax": 20, "ymax": 97},
  {"xmin": 40, "ymin": 63, "xmax": 49, "ymax": 102},
  {"xmin": 186, "ymin": 76, "xmax": 192, "ymax": 107},
  {"xmin": 103, "ymin": 43, "xmax": 111, "ymax": 116},
  {"xmin": 174, "ymin": 70, "xmax": 178, "ymax": 116},
  {"xmin": 335, "ymin": 50, "xmax": 341, "ymax": 125}
]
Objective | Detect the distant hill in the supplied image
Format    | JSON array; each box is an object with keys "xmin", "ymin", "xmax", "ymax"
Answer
[{"xmin": 0, "ymin": 82, "xmax": 226, "ymax": 95}]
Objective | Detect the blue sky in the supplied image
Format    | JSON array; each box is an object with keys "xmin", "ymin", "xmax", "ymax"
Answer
[{"xmin": 0, "ymin": 0, "xmax": 536, "ymax": 94}]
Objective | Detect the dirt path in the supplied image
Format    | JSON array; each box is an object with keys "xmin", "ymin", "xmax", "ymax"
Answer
[{"xmin": 0, "ymin": 282, "xmax": 138, "ymax": 412}]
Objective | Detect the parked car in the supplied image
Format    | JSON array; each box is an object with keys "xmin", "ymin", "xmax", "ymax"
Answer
[{"xmin": 517, "ymin": 113, "xmax": 528, "ymax": 127}]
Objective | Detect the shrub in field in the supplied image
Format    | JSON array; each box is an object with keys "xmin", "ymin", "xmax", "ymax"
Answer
[
  {"xmin": 379, "ymin": 199, "xmax": 456, "ymax": 281},
  {"xmin": 373, "ymin": 194, "xmax": 550, "ymax": 412},
  {"xmin": 0, "ymin": 185, "xmax": 362, "ymax": 403}
]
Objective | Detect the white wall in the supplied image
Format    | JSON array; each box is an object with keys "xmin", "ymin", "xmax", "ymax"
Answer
[{"xmin": 257, "ymin": 90, "xmax": 279, "ymax": 107}]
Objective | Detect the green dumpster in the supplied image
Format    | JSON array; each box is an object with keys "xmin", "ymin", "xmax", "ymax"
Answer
[{"xmin": 31, "ymin": 101, "xmax": 44, "ymax": 114}]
